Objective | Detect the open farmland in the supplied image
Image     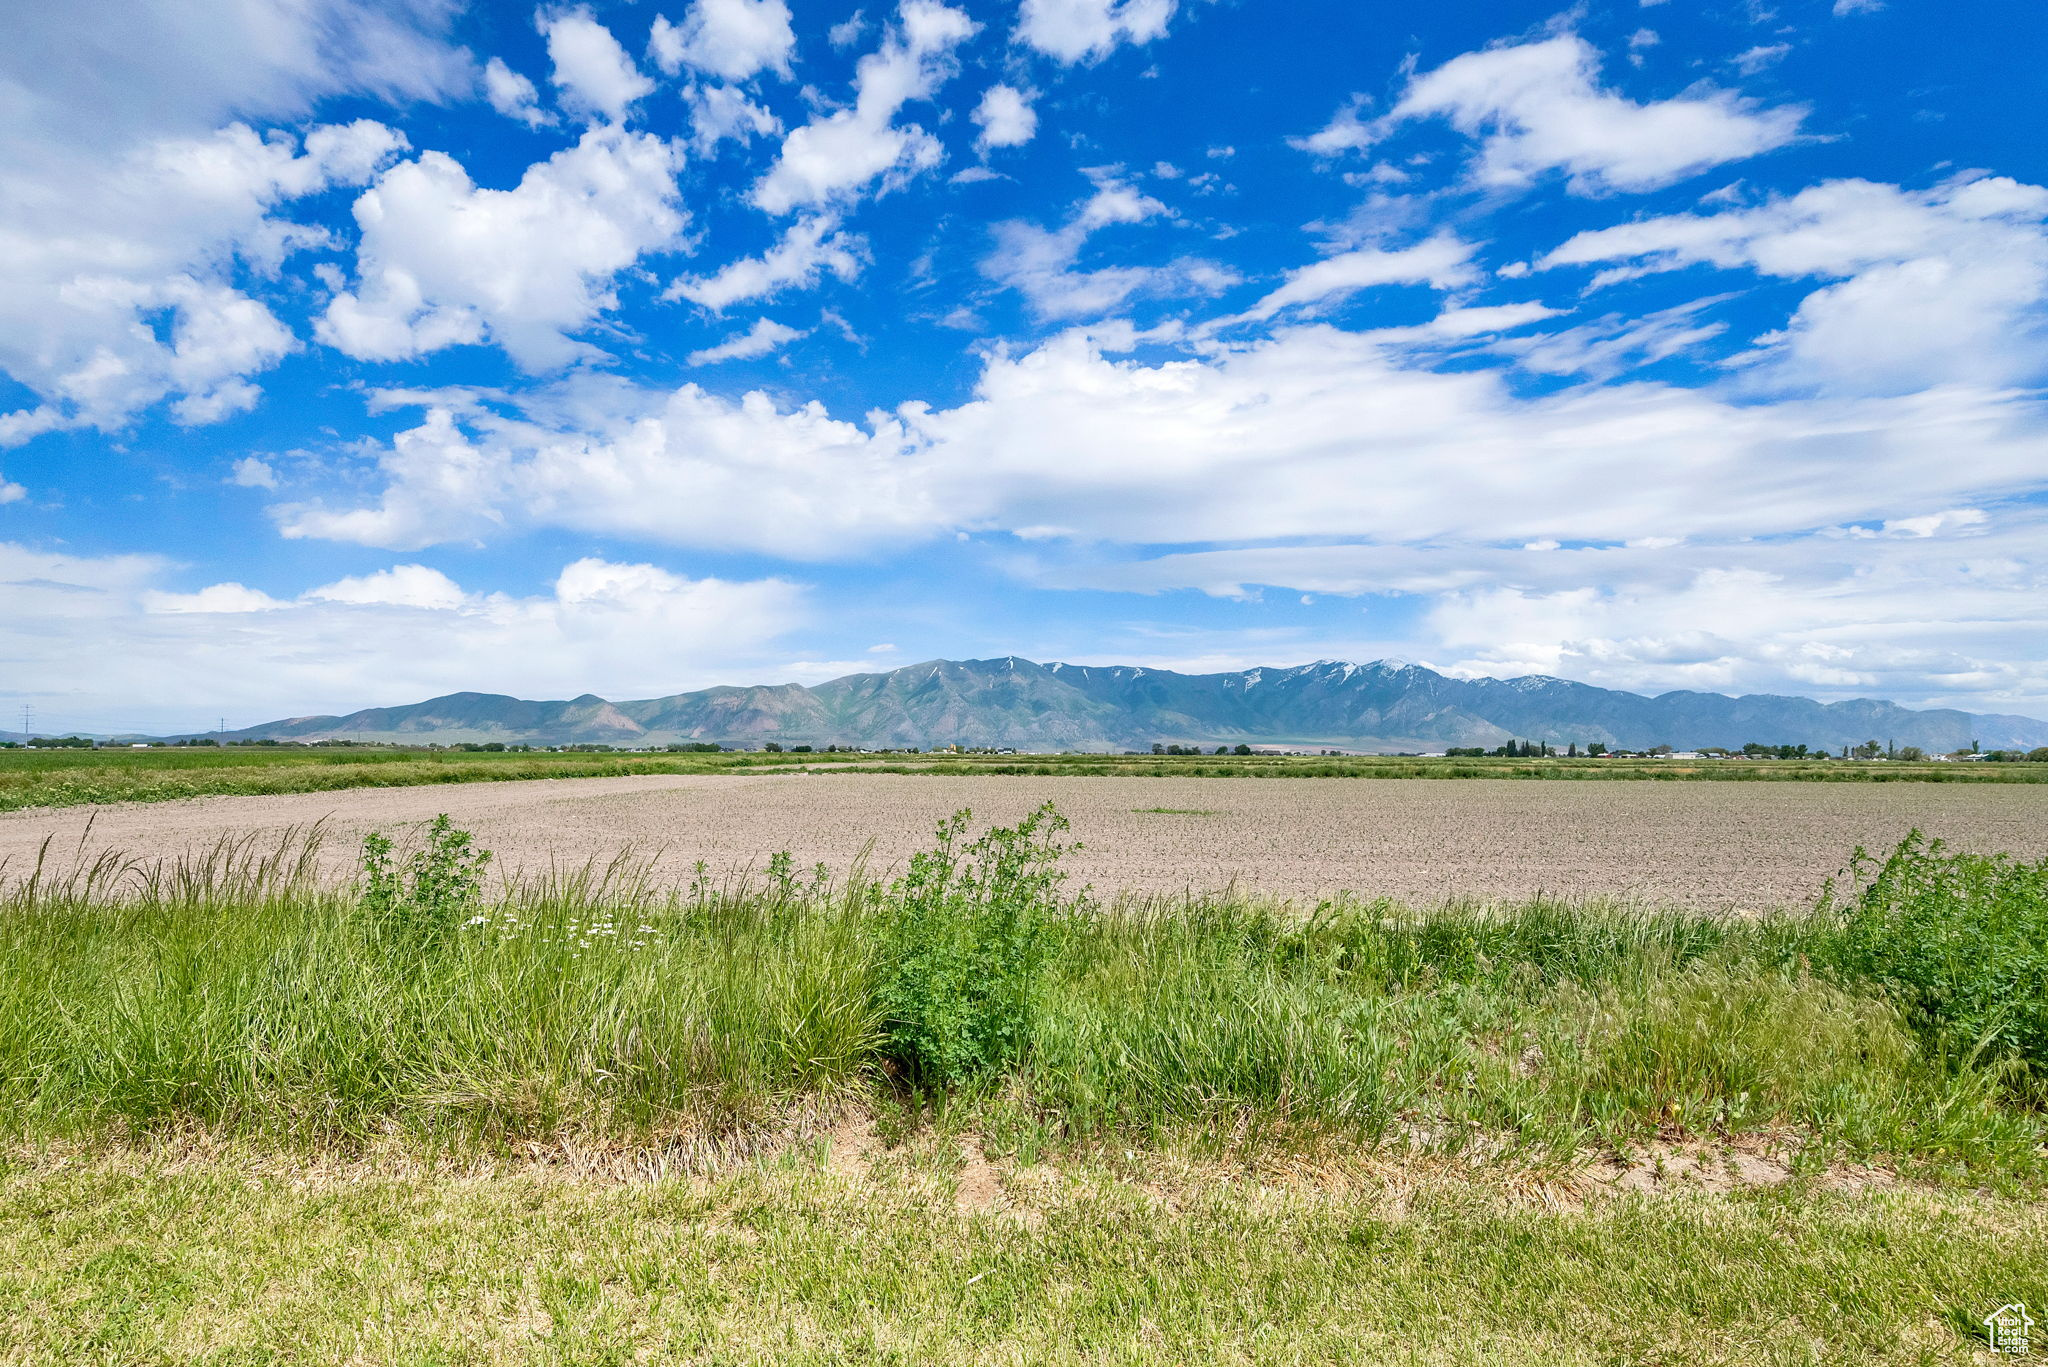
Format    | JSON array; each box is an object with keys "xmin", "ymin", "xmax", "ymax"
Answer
[
  {"xmin": 5, "ymin": 782, "xmax": 2048, "ymax": 1363},
  {"xmin": 3, "ymin": 797, "xmax": 2047, "ymax": 1364},
  {"xmin": 6, "ymin": 771, "xmax": 2048, "ymax": 908},
  {"xmin": 6, "ymin": 747, "xmax": 2045, "ymax": 818}
]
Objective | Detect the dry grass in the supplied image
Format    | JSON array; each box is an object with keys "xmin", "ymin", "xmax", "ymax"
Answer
[{"xmin": 2, "ymin": 1134, "xmax": 2041, "ymax": 1364}]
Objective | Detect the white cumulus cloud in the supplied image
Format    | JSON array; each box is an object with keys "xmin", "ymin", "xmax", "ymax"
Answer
[
  {"xmin": 1540, "ymin": 176, "xmax": 2048, "ymax": 391},
  {"xmin": 665, "ymin": 215, "xmax": 865, "ymax": 310},
  {"xmin": 317, "ymin": 126, "xmax": 688, "ymax": 370},
  {"xmin": 542, "ymin": 7, "xmax": 655, "ymax": 124},
  {"xmin": 983, "ymin": 178, "xmax": 1234, "ymax": 320},
  {"xmin": 483, "ymin": 57, "xmax": 552, "ymax": 127},
  {"xmin": 1015, "ymin": 0, "xmax": 1175, "ymax": 64},
  {"xmin": 0, "ymin": 120, "xmax": 407, "ymax": 442},
  {"xmin": 275, "ymin": 381, "xmax": 949, "ymax": 559},
  {"xmin": 1311, "ymin": 33, "xmax": 1804, "ymax": 195},
  {"xmin": 648, "ymin": 0, "xmax": 796, "ymax": 82},
  {"xmin": 688, "ymin": 317, "xmax": 807, "ymax": 364},
  {"xmin": 973, "ymin": 83, "xmax": 1039, "ymax": 151},
  {"xmin": 750, "ymin": 1, "xmax": 977, "ymax": 214},
  {"xmin": 680, "ymin": 83, "xmax": 783, "ymax": 155},
  {"xmin": 1, "ymin": 541, "xmax": 809, "ymax": 729}
]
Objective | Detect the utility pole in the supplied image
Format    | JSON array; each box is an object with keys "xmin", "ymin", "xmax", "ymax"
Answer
[{"xmin": 18, "ymin": 704, "xmax": 28, "ymax": 739}]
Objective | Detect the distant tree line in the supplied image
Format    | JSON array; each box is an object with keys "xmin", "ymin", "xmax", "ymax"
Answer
[{"xmin": 1445, "ymin": 740, "xmax": 1565, "ymax": 758}]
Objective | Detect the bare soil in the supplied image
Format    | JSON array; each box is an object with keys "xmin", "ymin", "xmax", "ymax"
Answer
[{"xmin": 4, "ymin": 772, "xmax": 2046, "ymax": 909}]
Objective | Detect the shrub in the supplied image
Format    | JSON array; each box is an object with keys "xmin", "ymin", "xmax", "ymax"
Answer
[
  {"xmin": 1817, "ymin": 831, "xmax": 2048, "ymax": 1073},
  {"xmin": 357, "ymin": 814, "xmax": 492, "ymax": 951},
  {"xmin": 876, "ymin": 803, "xmax": 1072, "ymax": 1089}
]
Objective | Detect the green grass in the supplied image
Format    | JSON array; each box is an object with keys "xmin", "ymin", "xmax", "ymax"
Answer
[
  {"xmin": 6, "ymin": 746, "xmax": 2044, "ymax": 815},
  {"xmin": 2, "ymin": 1149, "xmax": 2041, "ymax": 1364},
  {"xmin": 4, "ymin": 813, "xmax": 2046, "ymax": 1362},
  {"xmin": 2, "ymin": 813, "xmax": 2042, "ymax": 1185},
  {"xmin": 0, "ymin": 746, "xmax": 823, "ymax": 813}
]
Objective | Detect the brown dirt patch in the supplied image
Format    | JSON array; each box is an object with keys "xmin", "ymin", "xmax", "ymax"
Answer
[
  {"xmin": 5, "ymin": 772, "xmax": 2047, "ymax": 908},
  {"xmin": 951, "ymin": 1137, "xmax": 1006, "ymax": 1216},
  {"xmin": 1588, "ymin": 1137, "xmax": 1898, "ymax": 1196}
]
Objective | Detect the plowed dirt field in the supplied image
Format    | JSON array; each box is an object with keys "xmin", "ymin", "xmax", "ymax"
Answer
[{"xmin": 6, "ymin": 772, "xmax": 2046, "ymax": 909}]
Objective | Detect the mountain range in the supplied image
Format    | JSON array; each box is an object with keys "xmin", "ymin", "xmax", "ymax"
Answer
[{"xmin": 184, "ymin": 658, "xmax": 2048, "ymax": 753}]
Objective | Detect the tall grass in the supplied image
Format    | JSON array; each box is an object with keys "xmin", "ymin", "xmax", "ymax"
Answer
[{"xmin": 0, "ymin": 811, "xmax": 2041, "ymax": 1180}]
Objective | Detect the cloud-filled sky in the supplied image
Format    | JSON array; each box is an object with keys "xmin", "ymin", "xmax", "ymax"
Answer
[{"xmin": 4, "ymin": 0, "xmax": 2046, "ymax": 732}]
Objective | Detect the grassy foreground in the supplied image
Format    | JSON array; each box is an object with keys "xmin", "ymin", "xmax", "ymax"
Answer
[
  {"xmin": 2, "ymin": 812, "xmax": 2044, "ymax": 1361},
  {"xmin": 4, "ymin": 1148, "xmax": 2042, "ymax": 1365}
]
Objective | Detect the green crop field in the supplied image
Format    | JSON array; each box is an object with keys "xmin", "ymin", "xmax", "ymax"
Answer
[
  {"xmin": 1, "ymin": 807, "xmax": 2043, "ymax": 1361},
  {"xmin": 0, "ymin": 746, "xmax": 816, "ymax": 813}
]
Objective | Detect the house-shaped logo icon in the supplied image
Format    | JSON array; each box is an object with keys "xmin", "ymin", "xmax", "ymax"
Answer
[{"xmin": 1986, "ymin": 1303, "xmax": 2035, "ymax": 1356}]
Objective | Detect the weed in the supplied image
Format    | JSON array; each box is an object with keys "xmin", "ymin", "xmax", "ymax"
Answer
[
  {"xmin": 876, "ymin": 803, "xmax": 1072, "ymax": 1090},
  {"xmin": 1815, "ymin": 830, "xmax": 2048, "ymax": 1077},
  {"xmin": 357, "ymin": 814, "xmax": 492, "ymax": 951}
]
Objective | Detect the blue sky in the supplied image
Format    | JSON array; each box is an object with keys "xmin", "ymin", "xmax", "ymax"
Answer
[{"xmin": 4, "ymin": 0, "xmax": 2046, "ymax": 733}]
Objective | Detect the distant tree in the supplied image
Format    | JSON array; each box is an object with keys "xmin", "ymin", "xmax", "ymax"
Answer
[
  {"xmin": 1566, "ymin": 742, "xmax": 1578, "ymax": 757},
  {"xmin": 763, "ymin": 742, "xmax": 783, "ymax": 753},
  {"xmin": 1232, "ymin": 743, "xmax": 1253, "ymax": 756},
  {"xmin": 1586, "ymin": 741, "xmax": 1608, "ymax": 757},
  {"xmin": 2028, "ymin": 748, "xmax": 2048, "ymax": 763},
  {"xmin": 1445, "ymin": 747, "xmax": 1486, "ymax": 758},
  {"xmin": 1897, "ymin": 746, "xmax": 1926, "ymax": 762}
]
